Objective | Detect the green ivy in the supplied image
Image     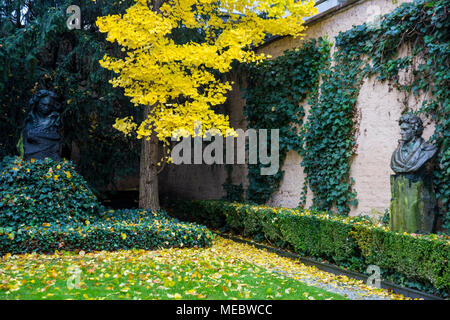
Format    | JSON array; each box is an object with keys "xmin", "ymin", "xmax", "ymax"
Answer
[
  {"xmin": 243, "ymin": 38, "xmax": 331, "ymax": 204},
  {"xmin": 0, "ymin": 156, "xmax": 214, "ymax": 254},
  {"xmin": 0, "ymin": 208, "xmax": 214, "ymax": 255},
  {"xmin": 222, "ymin": 165, "xmax": 244, "ymax": 202},
  {"xmin": 0, "ymin": 156, "xmax": 100, "ymax": 228},
  {"xmin": 300, "ymin": 30, "xmax": 366, "ymax": 214}
]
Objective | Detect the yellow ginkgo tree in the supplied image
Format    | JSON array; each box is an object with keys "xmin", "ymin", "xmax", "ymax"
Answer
[{"xmin": 96, "ymin": 0, "xmax": 317, "ymax": 210}]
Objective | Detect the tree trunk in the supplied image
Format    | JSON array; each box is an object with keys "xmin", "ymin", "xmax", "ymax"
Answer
[
  {"xmin": 139, "ymin": 106, "xmax": 160, "ymax": 210},
  {"xmin": 139, "ymin": 0, "xmax": 165, "ymax": 211}
]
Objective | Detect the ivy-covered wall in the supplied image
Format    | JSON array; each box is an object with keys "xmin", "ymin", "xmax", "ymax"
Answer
[
  {"xmin": 244, "ymin": 38, "xmax": 331, "ymax": 205},
  {"xmin": 161, "ymin": 0, "xmax": 448, "ymax": 231},
  {"xmin": 256, "ymin": 0, "xmax": 445, "ymax": 219}
]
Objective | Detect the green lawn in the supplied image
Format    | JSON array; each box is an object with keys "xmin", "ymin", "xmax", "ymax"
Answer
[{"xmin": 0, "ymin": 241, "xmax": 345, "ymax": 300}]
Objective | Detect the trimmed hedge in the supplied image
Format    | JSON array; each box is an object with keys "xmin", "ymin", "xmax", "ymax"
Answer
[
  {"xmin": 0, "ymin": 208, "xmax": 214, "ymax": 255},
  {"xmin": 170, "ymin": 200, "xmax": 450, "ymax": 295}
]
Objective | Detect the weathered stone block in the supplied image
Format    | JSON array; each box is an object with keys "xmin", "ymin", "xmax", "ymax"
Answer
[{"xmin": 390, "ymin": 173, "xmax": 436, "ymax": 234}]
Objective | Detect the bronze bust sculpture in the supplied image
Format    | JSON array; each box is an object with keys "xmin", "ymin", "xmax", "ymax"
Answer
[
  {"xmin": 390, "ymin": 114, "xmax": 437, "ymax": 234},
  {"xmin": 391, "ymin": 114, "xmax": 438, "ymax": 174},
  {"xmin": 23, "ymin": 90, "xmax": 62, "ymax": 161}
]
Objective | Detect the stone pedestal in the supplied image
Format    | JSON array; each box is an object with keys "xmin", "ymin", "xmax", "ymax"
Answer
[{"xmin": 390, "ymin": 173, "xmax": 436, "ymax": 234}]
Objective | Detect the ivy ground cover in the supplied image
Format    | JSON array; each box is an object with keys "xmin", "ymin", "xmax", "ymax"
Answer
[{"xmin": 0, "ymin": 237, "xmax": 347, "ymax": 300}]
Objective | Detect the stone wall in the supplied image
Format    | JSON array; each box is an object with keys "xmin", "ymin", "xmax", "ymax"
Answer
[{"xmin": 160, "ymin": 0, "xmax": 436, "ymax": 218}]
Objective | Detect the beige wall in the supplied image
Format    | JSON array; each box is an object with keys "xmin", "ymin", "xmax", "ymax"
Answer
[{"xmin": 161, "ymin": 0, "xmax": 436, "ymax": 218}]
